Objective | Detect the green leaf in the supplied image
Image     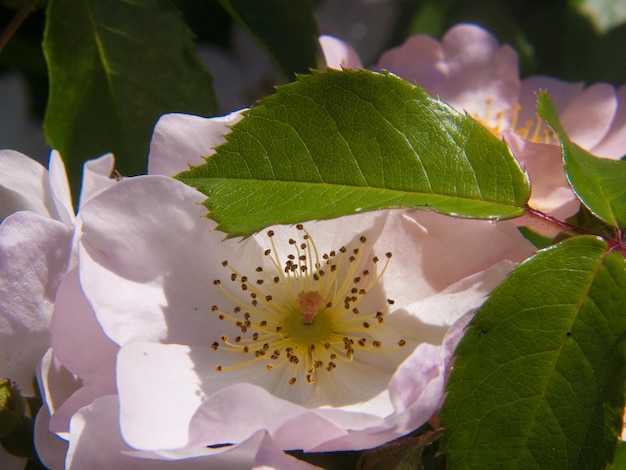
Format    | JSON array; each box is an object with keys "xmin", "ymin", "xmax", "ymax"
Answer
[
  {"xmin": 217, "ymin": 0, "xmax": 321, "ymax": 77},
  {"xmin": 43, "ymin": 0, "xmax": 217, "ymax": 195},
  {"xmin": 608, "ymin": 441, "xmax": 626, "ymax": 469},
  {"xmin": 442, "ymin": 236, "xmax": 626, "ymax": 470},
  {"xmin": 177, "ymin": 69, "xmax": 530, "ymax": 238},
  {"xmin": 537, "ymin": 91, "xmax": 626, "ymax": 229}
]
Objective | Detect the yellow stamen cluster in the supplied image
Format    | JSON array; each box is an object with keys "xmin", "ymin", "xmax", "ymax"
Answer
[
  {"xmin": 209, "ymin": 224, "xmax": 405, "ymax": 387},
  {"xmin": 473, "ymin": 98, "xmax": 557, "ymax": 144}
]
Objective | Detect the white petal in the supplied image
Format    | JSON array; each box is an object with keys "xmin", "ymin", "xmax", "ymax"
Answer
[
  {"xmin": 46, "ymin": 269, "xmax": 117, "ymax": 432},
  {"xmin": 0, "ymin": 212, "xmax": 72, "ymax": 394},
  {"xmin": 0, "ymin": 149, "xmax": 56, "ymax": 220},
  {"xmin": 33, "ymin": 407, "xmax": 69, "ymax": 469},
  {"xmin": 67, "ymin": 395, "xmax": 266, "ymax": 469},
  {"xmin": 78, "ymin": 176, "xmax": 224, "ymax": 345},
  {"xmin": 78, "ymin": 153, "xmax": 116, "ymax": 208},
  {"xmin": 376, "ymin": 211, "xmax": 534, "ymax": 305},
  {"xmin": 117, "ymin": 343, "xmax": 206, "ymax": 450},
  {"xmin": 47, "ymin": 150, "xmax": 75, "ymax": 226},
  {"xmin": 36, "ymin": 349, "xmax": 81, "ymax": 433},
  {"xmin": 148, "ymin": 111, "xmax": 244, "ymax": 177}
]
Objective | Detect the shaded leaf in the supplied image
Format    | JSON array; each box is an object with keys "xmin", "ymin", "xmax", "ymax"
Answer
[
  {"xmin": 43, "ymin": 0, "xmax": 217, "ymax": 194},
  {"xmin": 442, "ymin": 236, "xmax": 626, "ymax": 469},
  {"xmin": 217, "ymin": 0, "xmax": 321, "ymax": 77},
  {"xmin": 177, "ymin": 69, "xmax": 530, "ymax": 238},
  {"xmin": 537, "ymin": 91, "xmax": 626, "ymax": 229}
]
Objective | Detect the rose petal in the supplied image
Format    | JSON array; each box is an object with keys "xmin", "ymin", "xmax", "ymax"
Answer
[
  {"xmin": 148, "ymin": 112, "xmax": 244, "ymax": 177},
  {"xmin": 67, "ymin": 395, "xmax": 267, "ymax": 469},
  {"xmin": 33, "ymin": 407, "xmax": 69, "ymax": 469},
  {"xmin": 589, "ymin": 84, "xmax": 626, "ymax": 159},
  {"xmin": 0, "ymin": 149, "xmax": 56, "ymax": 221},
  {"xmin": 0, "ymin": 212, "xmax": 72, "ymax": 394},
  {"xmin": 47, "ymin": 150, "xmax": 75, "ymax": 226},
  {"xmin": 78, "ymin": 153, "xmax": 116, "ymax": 207},
  {"xmin": 79, "ymin": 176, "xmax": 223, "ymax": 345},
  {"xmin": 379, "ymin": 24, "xmax": 520, "ymax": 128},
  {"xmin": 319, "ymin": 35, "xmax": 363, "ymax": 69}
]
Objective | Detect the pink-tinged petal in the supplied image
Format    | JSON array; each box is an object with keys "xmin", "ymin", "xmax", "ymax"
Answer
[
  {"xmin": 504, "ymin": 130, "xmax": 580, "ymax": 221},
  {"xmin": 78, "ymin": 176, "xmax": 223, "ymax": 345},
  {"xmin": 36, "ymin": 349, "xmax": 82, "ymax": 432},
  {"xmin": 33, "ymin": 407, "xmax": 68, "ymax": 469},
  {"xmin": 519, "ymin": 76, "xmax": 583, "ymax": 126},
  {"xmin": 253, "ymin": 432, "xmax": 322, "ymax": 470},
  {"xmin": 0, "ymin": 446, "xmax": 25, "ymax": 470},
  {"xmin": 67, "ymin": 395, "xmax": 267, "ymax": 469},
  {"xmin": 118, "ymin": 341, "xmax": 354, "ymax": 452},
  {"xmin": 378, "ymin": 24, "xmax": 520, "ymax": 129},
  {"xmin": 396, "ymin": 259, "xmax": 517, "ymax": 332},
  {"xmin": 0, "ymin": 149, "xmax": 56, "ymax": 220},
  {"xmin": 117, "ymin": 343, "xmax": 207, "ymax": 450},
  {"xmin": 47, "ymin": 269, "xmax": 117, "ymax": 432},
  {"xmin": 557, "ymin": 83, "xmax": 616, "ymax": 151},
  {"xmin": 0, "ymin": 212, "xmax": 72, "ymax": 395},
  {"xmin": 589, "ymin": 85, "xmax": 626, "ymax": 159},
  {"xmin": 50, "ymin": 269, "xmax": 118, "ymax": 381},
  {"xmin": 189, "ymin": 383, "xmax": 351, "ymax": 451},
  {"xmin": 519, "ymin": 77, "xmax": 617, "ymax": 151},
  {"xmin": 47, "ymin": 150, "xmax": 75, "ymax": 226},
  {"xmin": 378, "ymin": 34, "xmax": 443, "ymax": 85},
  {"xmin": 388, "ymin": 342, "xmax": 442, "ymax": 413},
  {"xmin": 376, "ymin": 210, "xmax": 534, "ymax": 304},
  {"xmin": 148, "ymin": 111, "xmax": 244, "ymax": 176},
  {"xmin": 78, "ymin": 153, "xmax": 116, "ymax": 208},
  {"xmin": 319, "ymin": 35, "xmax": 363, "ymax": 69}
]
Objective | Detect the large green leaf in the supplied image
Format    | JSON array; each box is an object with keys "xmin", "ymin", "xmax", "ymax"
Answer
[
  {"xmin": 537, "ymin": 91, "xmax": 626, "ymax": 229},
  {"xmin": 217, "ymin": 0, "xmax": 321, "ymax": 77},
  {"xmin": 43, "ymin": 0, "xmax": 217, "ymax": 195},
  {"xmin": 442, "ymin": 236, "xmax": 626, "ymax": 469},
  {"xmin": 177, "ymin": 69, "xmax": 530, "ymax": 238}
]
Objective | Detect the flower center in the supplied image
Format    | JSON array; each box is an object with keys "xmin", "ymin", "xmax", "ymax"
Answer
[
  {"xmin": 296, "ymin": 290, "xmax": 325, "ymax": 324},
  {"xmin": 472, "ymin": 98, "xmax": 557, "ymax": 144},
  {"xmin": 209, "ymin": 224, "xmax": 405, "ymax": 387}
]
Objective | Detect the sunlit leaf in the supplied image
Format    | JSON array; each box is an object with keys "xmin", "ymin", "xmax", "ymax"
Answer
[{"xmin": 177, "ymin": 69, "xmax": 530, "ymax": 237}]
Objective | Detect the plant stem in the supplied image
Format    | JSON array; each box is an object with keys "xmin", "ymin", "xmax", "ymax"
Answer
[
  {"xmin": 526, "ymin": 206, "xmax": 595, "ymax": 236},
  {"xmin": 0, "ymin": 0, "xmax": 39, "ymax": 56}
]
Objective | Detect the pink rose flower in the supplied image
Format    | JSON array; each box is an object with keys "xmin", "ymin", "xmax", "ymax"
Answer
[{"xmin": 38, "ymin": 111, "xmax": 533, "ymax": 466}]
